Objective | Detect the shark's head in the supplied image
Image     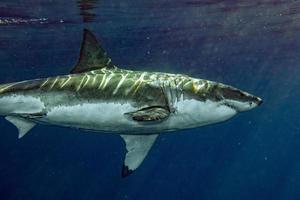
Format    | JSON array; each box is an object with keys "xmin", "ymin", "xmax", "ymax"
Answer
[{"xmin": 188, "ymin": 79, "xmax": 262, "ymax": 113}]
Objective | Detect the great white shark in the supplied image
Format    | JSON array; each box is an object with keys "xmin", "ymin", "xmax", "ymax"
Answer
[{"xmin": 0, "ymin": 29, "xmax": 262, "ymax": 177}]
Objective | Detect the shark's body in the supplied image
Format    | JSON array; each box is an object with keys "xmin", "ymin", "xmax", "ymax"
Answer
[
  {"xmin": 0, "ymin": 29, "xmax": 262, "ymax": 177},
  {"xmin": 0, "ymin": 68, "xmax": 238, "ymax": 134}
]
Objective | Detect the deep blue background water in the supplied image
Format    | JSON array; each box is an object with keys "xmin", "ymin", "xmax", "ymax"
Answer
[{"xmin": 0, "ymin": 0, "xmax": 300, "ymax": 199}]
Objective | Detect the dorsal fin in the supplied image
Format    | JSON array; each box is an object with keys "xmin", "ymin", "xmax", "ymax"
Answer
[{"xmin": 71, "ymin": 29, "xmax": 115, "ymax": 74}]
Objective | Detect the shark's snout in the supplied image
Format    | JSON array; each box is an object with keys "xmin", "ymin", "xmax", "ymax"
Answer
[
  {"xmin": 257, "ymin": 97, "xmax": 263, "ymax": 106},
  {"xmin": 247, "ymin": 95, "xmax": 263, "ymax": 107},
  {"xmin": 219, "ymin": 85, "xmax": 262, "ymax": 112}
]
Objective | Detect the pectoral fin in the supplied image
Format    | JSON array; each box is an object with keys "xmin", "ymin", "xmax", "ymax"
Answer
[
  {"xmin": 5, "ymin": 116, "xmax": 36, "ymax": 138},
  {"xmin": 120, "ymin": 134, "xmax": 158, "ymax": 177},
  {"xmin": 125, "ymin": 106, "xmax": 169, "ymax": 122}
]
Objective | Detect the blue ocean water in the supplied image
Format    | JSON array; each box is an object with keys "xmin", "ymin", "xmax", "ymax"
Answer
[{"xmin": 0, "ymin": 0, "xmax": 300, "ymax": 199}]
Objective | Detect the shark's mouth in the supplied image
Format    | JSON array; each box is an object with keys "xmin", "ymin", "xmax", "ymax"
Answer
[
  {"xmin": 222, "ymin": 102, "xmax": 239, "ymax": 112},
  {"xmin": 222, "ymin": 99, "xmax": 258, "ymax": 112}
]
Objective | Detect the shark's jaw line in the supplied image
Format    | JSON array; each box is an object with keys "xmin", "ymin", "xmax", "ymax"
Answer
[
  {"xmin": 223, "ymin": 99, "xmax": 258, "ymax": 112},
  {"xmin": 0, "ymin": 29, "xmax": 262, "ymax": 177}
]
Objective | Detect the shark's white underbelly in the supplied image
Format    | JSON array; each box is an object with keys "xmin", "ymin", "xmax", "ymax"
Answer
[
  {"xmin": 42, "ymin": 102, "xmax": 139, "ymax": 132},
  {"xmin": 41, "ymin": 99, "xmax": 237, "ymax": 134},
  {"xmin": 0, "ymin": 94, "xmax": 237, "ymax": 134}
]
